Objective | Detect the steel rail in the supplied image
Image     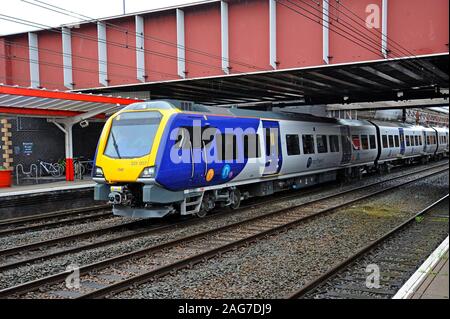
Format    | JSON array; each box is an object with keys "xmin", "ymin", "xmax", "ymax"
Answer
[
  {"xmin": 78, "ymin": 167, "xmax": 448, "ymax": 299},
  {"xmin": 286, "ymin": 194, "xmax": 449, "ymax": 299},
  {"xmin": 0, "ymin": 162, "xmax": 446, "ymax": 271},
  {"xmin": 0, "ymin": 209, "xmax": 113, "ymax": 237},
  {"xmin": 0, "ymin": 204, "xmax": 109, "ymax": 228},
  {"xmin": 0, "ymin": 165, "xmax": 445, "ymax": 298}
]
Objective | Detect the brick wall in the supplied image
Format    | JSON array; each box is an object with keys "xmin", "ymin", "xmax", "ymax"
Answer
[
  {"xmin": 0, "ymin": 118, "xmax": 13, "ymax": 169},
  {"xmin": 7, "ymin": 117, "xmax": 104, "ymax": 169}
]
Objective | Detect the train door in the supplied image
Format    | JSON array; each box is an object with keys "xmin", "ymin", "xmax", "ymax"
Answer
[
  {"xmin": 187, "ymin": 121, "xmax": 207, "ymax": 186},
  {"xmin": 262, "ymin": 120, "xmax": 282, "ymax": 175},
  {"xmin": 340, "ymin": 126, "xmax": 352, "ymax": 165},
  {"xmin": 422, "ymin": 130, "xmax": 427, "ymax": 153},
  {"xmin": 399, "ymin": 128, "xmax": 406, "ymax": 155}
]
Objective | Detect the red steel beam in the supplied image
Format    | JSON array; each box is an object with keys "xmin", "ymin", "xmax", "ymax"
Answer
[{"xmin": 0, "ymin": 85, "xmax": 142, "ymax": 105}]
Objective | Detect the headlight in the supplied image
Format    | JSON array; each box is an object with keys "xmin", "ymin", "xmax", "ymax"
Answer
[
  {"xmin": 94, "ymin": 167, "xmax": 104, "ymax": 177},
  {"xmin": 139, "ymin": 166, "xmax": 155, "ymax": 178}
]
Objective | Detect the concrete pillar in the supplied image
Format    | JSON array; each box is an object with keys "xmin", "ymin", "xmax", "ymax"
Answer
[
  {"xmin": 64, "ymin": 123, "xmax": 74, "ymax": 181},
  {"xmin": 53, "ymin": 121, "xmax": 74, "ymax": 181}
]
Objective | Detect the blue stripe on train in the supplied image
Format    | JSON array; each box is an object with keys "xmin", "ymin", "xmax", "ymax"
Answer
[{"xmin": 155, "ymin": 113, "xmax": 260, "ymax": 191}]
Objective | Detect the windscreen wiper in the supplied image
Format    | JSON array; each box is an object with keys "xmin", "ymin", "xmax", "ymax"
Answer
[{"xmin": 111, "ymin": 131, "xmax": 122, "ymax": 159}]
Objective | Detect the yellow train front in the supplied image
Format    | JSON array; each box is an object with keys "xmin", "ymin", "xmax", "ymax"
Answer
[{"xmin": 92, "ymin": 100, "xmax": 182, "ymax": 218}]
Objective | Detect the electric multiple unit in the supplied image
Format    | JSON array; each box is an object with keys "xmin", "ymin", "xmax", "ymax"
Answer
[{"xmin": 93, "ymin": 101, "xmax": 449, "ymax": 218}]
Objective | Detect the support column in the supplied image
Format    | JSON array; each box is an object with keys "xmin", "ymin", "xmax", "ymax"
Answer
[
  {"xmin": 220, "ymin": 1, "xmax": 230, "ymax": 74},
  {"xmin": 135, "ymin": 15, "xmax": 146, "ymax": 82},
  {"xmin": 322, "ymin": 0, "xmax": 330, "ymax": 64},
  {"xmin": 28, "ymin": 32, "xmax": 40, "ymax": 88},
  {"xmin": 269, "ymin": 0, "xmax": 277, "ymax": 69},
  {"xmin": 52, "ymin": 121, "xmax": 74, "ymax": 181},
  {"xmin": 62, "ymin": 27, "xmax": 73, "ymax": 89},
  {"xmin": 176, "ymin": 9, "xmax": 186, "ymax": 78},
  {"xmin": 381, "ymin": 0, "xmax": 388, "ymax": 58},
  {"xmin": 65, "ymin": 123, "xmax": 74, "ymax": 181},
  {"xmin": 97, "ymin": 21, "xmax": 108, "ymax": 86}
]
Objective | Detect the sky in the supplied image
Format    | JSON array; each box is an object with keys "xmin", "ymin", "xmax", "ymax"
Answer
[{"xmin": 0, "ymin": 0, "xmax": 196, "ymax": 36}]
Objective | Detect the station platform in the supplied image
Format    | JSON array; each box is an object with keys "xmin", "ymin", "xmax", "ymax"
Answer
[
  {"xmin": 0, "ymin": 179, "xmax": 98, "ymax": 220},
  {"xmin": 0, "ymin": 179, "xmax": 95, "ymax": 198},
  {"xmin": 394, "ymin": 236, "xmax": 449, "ymax": 299}
]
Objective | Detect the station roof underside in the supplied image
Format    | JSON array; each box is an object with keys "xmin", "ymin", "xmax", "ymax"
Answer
[
  {"xmin": 0, "ymin": 85, "xmax": 143, "ymax": 118},
  {"xmin": 79, "ymin": 53, "xmax": 449, "ymax": 108}
]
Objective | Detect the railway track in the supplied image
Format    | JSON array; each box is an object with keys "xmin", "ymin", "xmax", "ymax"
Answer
[
  {"xmin": 0, "ymin": 163, "xmax": 446, "ymax": 299},
  {"xmin": 0, "ymin": 162, "xmax": 447, "ymax": 274},
  {"xmin": 287, "ymin": 194, "xmax": 449, "ymax": 299},
  {"xmin": 0, "ymin": 205, "xmax": 112, "ymax": 236}
]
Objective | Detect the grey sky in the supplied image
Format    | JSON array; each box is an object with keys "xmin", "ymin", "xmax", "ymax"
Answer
[{"xmin": 0, "ymin": 0, "xmax": 195, "ymax": 36}]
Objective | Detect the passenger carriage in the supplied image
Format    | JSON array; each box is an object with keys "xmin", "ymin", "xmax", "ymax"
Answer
[{"xmin": 92, "ymin": 100, "xmax": 449, "ymax": 218}]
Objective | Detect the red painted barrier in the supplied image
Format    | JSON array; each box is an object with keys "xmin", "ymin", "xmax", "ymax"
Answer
[
  {"xmin": 66, "ymin": 158, "xmax": 74, "ymax": 181},
  {"xmin": 0, "ymin": 170, "xmax": 12, "ymax": 188}
]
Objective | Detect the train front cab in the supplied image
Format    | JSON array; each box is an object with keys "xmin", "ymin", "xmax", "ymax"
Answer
[{"xmin": 92, "ymin": 101, "xmax": 184, "ymax": 218}]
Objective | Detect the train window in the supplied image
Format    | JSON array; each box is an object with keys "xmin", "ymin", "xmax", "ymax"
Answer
[
  {"xmin": 406, "ymin": 135, "xmax": 410, "ymax": 146},
  {"xmin": 414, "ymin": 136, "xmax": 419, "ymax": 146},
  {"xmin": 329, "ymin": 135, "xmax": 340, "ymax": 152},
  {"xmin": 286, "ymin": 135, "xmax": 300, "ymax": 156},
  {"xmin": 352, "ymin": 135, "xmax": 360, "ymax": 150},
  {"xmin": 361, "ymin": 135, "xmax": 369, "ymax": 150},
  {"xmin": 244, "ymin": 134, "xmax": 260, "ymax": 159},
  {"xmin": 388, "ymin": 135, "xmax": 394, "ymax": 148},
  {"xmin": 217, "ymin": 134, "xmax": 238, "ymax": 161},
  {"xmin": 382, "ymin": 135, "xmax": 388, "ymax": 148},
  {"xmin": 265, "ymin": 129, "xmax": 271, "ymax": 156},
  {"xmin": 104, "ymin": 111, "xmax": 162, "ymax": 159},
  {"xmin": 316, "ymin": 135, "xmax": 328, "ymax": 153},
  {"xmin": 394, "ymin": 135, "xmax": 400, "ymax": 147},
  {"xmin": 302, "ymin": 135, "xmax": 315, "ymax": 154},
  {"xmin": 419, "ymin": 135, "xmax": 422, "ymax": 145},
  {"xmin": 410, "ymin": 136, "xmax": 415, "ymax": 146},
  {"xmin": 369, "ymin": 135, "xmax": 376, "ymax": 149}
]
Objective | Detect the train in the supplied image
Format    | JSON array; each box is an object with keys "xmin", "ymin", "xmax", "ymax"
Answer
[{"xmin": 92, "ymin": 100, "xmax": 449, "ymax": 218}]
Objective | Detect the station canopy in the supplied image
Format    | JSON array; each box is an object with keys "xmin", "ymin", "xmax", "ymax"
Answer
[
  {"xmin": 78, "ymin": 53, "xmax": 449, "ymax": 107},
  {"xmin": 0, "ymin": 85, "xmax": 143, "ymax": 119}
]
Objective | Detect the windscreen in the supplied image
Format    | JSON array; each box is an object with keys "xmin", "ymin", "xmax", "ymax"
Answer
[{"xmin": 104, "ymin": 111, "xmax": 162, "ymax": 159}]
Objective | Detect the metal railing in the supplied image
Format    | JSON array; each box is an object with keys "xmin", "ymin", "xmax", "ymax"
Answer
[{"xmin": 15, "ymin": 164, "xmax": 38, "ymax": 185}]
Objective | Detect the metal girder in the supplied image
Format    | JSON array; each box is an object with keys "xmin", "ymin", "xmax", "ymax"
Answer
[
  {"xmin": 280, "ymin": 73, "xmax": 334, "ymax": 90},
  {"xmin": 360, "ymin": 66, "xmax": 406, "ymax": 85},
  {"xmin": 151, "ymin": 85, "xmax": 255, "ymax": 102},
  {"xmin": 166, "ymin": 82, "xmax": 278, "ymax": 100},
  {"xmin": 419, "ymin": 61, "xmax": 449, "ymax": 81},
  {"xmin": 389, "ymin": 63, "xmax": 423, "ymax": 81},
  {"xmin": 236, "ymin": 77, "xmax": 303, "ymax": 96},
  {"xmin": 149, "ymin": 89, "xmax": 246, "ymax": 104},
  {"xmin": 326, "ymin": 98, "xmax": 449, "ymax": 111},
  {"xmin": 212, "ymin": 78, "xmax": 303, "ymax": 98},
  {"xmin": 309, "ymin": 71, "xmax": 365, "ymax": 89},
  {"xmin": 335, "ymin": 69, "xmax": 390, "ymax": 89}
]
